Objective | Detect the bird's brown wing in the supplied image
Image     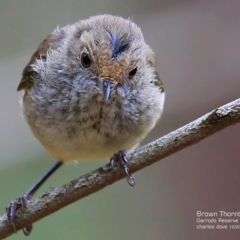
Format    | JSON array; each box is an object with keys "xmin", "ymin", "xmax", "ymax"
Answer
[
  {"xmin": 17, "ymin": 28, "xmax": 68, "ymax": 91},
  {"xmin": 146, "ymin": 45, "xmax": 164, "ymax": 93},
  {"xmin": 153, "ymin": 70, "xmax": 164, "ymax": 93}
]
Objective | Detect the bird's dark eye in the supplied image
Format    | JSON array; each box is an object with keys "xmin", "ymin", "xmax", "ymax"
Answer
[
  {"xmin": 128, "ymin": 67, "xmax": 137, "ymax": 79},
  {"xmin": 81, "ymin": 52, "xmax": 92, "ymax": 68}
]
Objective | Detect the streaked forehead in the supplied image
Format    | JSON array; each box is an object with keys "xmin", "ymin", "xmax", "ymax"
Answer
[
  {"xmin": 106, "ymin": 29, "xmax": 135, "ymax": 59},
  {"xmin": 98, "ymin": 43, "xmax": 130, "ymax": 82}
]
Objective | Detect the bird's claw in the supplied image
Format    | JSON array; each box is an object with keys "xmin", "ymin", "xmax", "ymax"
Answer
[
  {"xmin": 6, "ymin": 194, "xmax": 33, "ymax": 236},
  {"xmin": 110, "ymin": 150, "xmax": 136, "ymax": 186}
]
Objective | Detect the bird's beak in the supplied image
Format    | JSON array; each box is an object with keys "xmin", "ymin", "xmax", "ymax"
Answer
[{"xmin": 102, "ymin": 79, "xmax": 116, "ymax": 101}]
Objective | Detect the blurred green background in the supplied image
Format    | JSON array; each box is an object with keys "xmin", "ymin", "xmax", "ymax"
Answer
[{"xmin": 1, "ymin": 0, "xmax": 240, "ymax": 239}]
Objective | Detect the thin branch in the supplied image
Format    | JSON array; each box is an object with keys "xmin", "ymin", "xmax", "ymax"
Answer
[{"xmin": 1, "ymin": 98, "xmax": 240, "ymax": 239}]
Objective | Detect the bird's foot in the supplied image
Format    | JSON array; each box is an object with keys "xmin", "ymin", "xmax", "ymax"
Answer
[
  {"xmin": 110, "ymin": 150, "xmax": 135, "ymax": 186},
  {"xmin": 6, "ymin": 194, "xmax": 33, "ymax": 236}
]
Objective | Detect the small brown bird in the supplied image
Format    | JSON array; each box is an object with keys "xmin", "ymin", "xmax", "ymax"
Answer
[{"xmin": 6, "ymin": 14, "xmax": 165, "ymax": 235}]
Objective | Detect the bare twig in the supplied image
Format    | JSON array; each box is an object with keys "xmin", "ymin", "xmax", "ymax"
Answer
[{"xmin": 0, "ymin": 98, "xmax": 240, "ymax": 239}]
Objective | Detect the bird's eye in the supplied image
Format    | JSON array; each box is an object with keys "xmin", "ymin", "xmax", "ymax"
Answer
[
  {"xmin": 81, "ymin": 52, "xmax": 92, "ymax": 68},
  {"xmin": 128, "ymin": 67, "xmax": 137, "ymax": 79}
]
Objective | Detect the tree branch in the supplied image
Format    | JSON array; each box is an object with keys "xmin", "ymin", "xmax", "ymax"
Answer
[{"xmin": 1, "ymin": 98, "xmax": 240, "ymax": 239}]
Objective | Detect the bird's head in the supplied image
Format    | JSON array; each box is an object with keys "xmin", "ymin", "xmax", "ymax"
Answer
[{"xmin": 66, "ymin": 15, "xmax": 153, "ymax": 101}]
